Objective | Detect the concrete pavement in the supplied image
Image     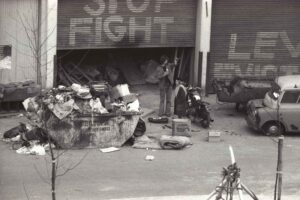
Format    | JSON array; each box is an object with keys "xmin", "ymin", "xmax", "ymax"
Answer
[
  {"xmin": 110, "ymin": 195, "xmax": 300, "ymax": 200},
  {"xmin": 1, "ymin": 85, "xmax": 300, "ymax": 200}
]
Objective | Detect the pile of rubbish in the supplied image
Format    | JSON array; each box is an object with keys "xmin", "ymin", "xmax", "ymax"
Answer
[
  {"xmin": 24, "ymin": 82, "xmax": 140, "ymax": 124},
  {"xmin": 2, "ymin": 82, "xmax": 142, "ymax": 152},
  {"xmin": 2, "ymin": 122, "xmax": 55, "ymax": 156}
]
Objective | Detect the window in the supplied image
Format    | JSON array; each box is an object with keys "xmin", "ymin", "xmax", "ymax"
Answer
[{"xmin": 281, "ymin": 91, "xmax": 300, "ymax": 104}]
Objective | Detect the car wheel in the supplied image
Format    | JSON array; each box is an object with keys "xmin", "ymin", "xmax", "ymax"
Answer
[{"xmin": 263, "ymin": 122, "xmax": 284, "ymax": 136}]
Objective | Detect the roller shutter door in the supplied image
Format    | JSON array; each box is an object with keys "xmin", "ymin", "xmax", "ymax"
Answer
[
  {"xmin": 57, "ymin": 0, "xmax": 197, "ymax": 50},
  {"xmin": 208, "ymin": 0, "xmax": 300, "ymax": 90}
]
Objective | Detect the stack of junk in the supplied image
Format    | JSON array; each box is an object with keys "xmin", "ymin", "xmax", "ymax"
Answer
[{"xmin": 2, "ymin": 82, "xmax": 142, "ymax": 153}]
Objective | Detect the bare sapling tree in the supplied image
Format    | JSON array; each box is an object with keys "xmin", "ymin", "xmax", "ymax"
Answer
[
  {"xmin": 31, "ymin": 103, "xmax": 89, "ymax": 200},
  {"xmin": 6, "ymin": 3, "xmax": 89, "ymax": 200},
  {"xmin": 6, "ymin": 1, "xmax": 56, "ymax": 86}
]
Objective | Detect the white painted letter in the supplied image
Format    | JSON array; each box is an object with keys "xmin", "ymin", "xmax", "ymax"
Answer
[
  {"xmin": 154, "ymin": 17, "xmax": 174, "ymax": 43},
  {"xmin": 228, "ymin": 34, "xmax": 251, "ymax": 60},
  {"xmin": 84, "ymin": 0, "xmax": 105, "ymax": 16},
  {"xmin": 213, "ymin": 63, "xmax": 242, "ymax": 78},
  {"xmin": 127, "ymin": 0, "xmax": 150, "ymax": 13},
  {"xmin": 155, "ymin": 0, "xmax": 176, "ymax": 12},
  {"xmin": 280, "ymin": 31, "xmax": 300, "ymax": 58},
  {"xmin": 109, "ymin": 0, "xmax": 118, "ymax": 14},
  {"xmin": 69, "ymin": 18, "xmax": 93, "ymax": 46},
  {"xmin": 261, "ymin": 64, "xmax": 277, "ymax": 76},
  {"xmin": 104, "ymin": 16, "xmax": 126, "ymax": 42},
  {"xmin": 129, "ymin": 17, "xmax": 151, "ymax": 43},
  {"xmin": 95, "ymin": 17, "xmax": 102, "ymax": 44},
  {"xmin": 254, "ymin": 32, "xmax": 278, "ymax": 59}
]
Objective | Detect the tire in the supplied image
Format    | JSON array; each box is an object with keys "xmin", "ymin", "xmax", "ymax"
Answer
[{"xmin": 263, "ymin": 122, "xmax": 284, "ymax": 136}]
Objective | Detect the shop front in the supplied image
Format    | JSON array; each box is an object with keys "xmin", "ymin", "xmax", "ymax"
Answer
[
  {"xmin": 208, "ymin": 0, "xmax": 300, "ymax": 92},
  {"xmin": 56, "ymin": 0, "xmax": 197, "ymax": 87}
]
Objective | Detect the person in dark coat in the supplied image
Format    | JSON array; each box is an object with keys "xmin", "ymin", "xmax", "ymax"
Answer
[{"xmin": 156, "ymin": 55, "xmax": 177, "ymax": 117}]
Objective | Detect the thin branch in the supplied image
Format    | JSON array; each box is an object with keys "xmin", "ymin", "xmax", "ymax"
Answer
[
  {"xmin": 39, "ymin": 24, "xmax": 56, "ymax": 50},
  {"xmin": 17, "ymin": 64, "xmax": 37, "ymax": 73},
  {"xmin": 22, "ymin": 182, "xmax": 30, "ymax": 200},
  {"xmin": 23, "ymin": 12, "xmax": 36, "ymax": 38},
  {"xmin": 55, "ymin": 155, "xmax": 59, "ymax": 173},
  {"xmin": 44, "ymin": 156, "xmax": 50, "ymax": 178},
  {"xmin": 18, "ymin": 12, "xmax": 33, "ymax": 45},
  {"xmin": 56, "ymin": 149, "xmax": 68, "ymax": 158},
  {"xmin": 54, "ymin": 149, "xmax": 68, "ymax": 173},
  {"xmin": 34, "ymin": 164, "xmax": 51, "ymax": 185},
  {"xmin": 57, "ymin": 50, "xmax": 74, "ymax": 59},
  {"xmin": 5, "ymin": 31, "xmax": 32, "ymax": 50},
  {"xmin": 56, "ymin": 151, "xmax": 89, "ymax": 177},
  {"xmin": 8, "ymin": 12, "xmax": 22, "ymax": 27},
  {"xmin": 17, "ymin": 11, "xmax": 37, "ymax": 57},
  {"xmin": 40, "ymin": 45, "xmax": 57, "ymax": 57},
  {"xmin": 76, "ymin": 49, "xmax": 90, "ymax": 67},
  {"xmin": 39, "ymin": 4, "xmax": 56, "ymax": 31},
  {"xmin": 11, "ymin": 46, "xmax": 36, "ymax": 58}
]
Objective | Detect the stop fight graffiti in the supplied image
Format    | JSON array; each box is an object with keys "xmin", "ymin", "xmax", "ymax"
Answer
[
  {"xmin": 213, "ymin": 31, "xmax": 300, "ymax": 78},
  {"xmin": 68, "ymin": 0, "xmax": 177, "ymax": 45}
]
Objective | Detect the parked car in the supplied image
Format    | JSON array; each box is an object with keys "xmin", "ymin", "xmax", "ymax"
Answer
[{"xmin": 246, "ymin": 75, "xmax": 300, "ymax": 136}]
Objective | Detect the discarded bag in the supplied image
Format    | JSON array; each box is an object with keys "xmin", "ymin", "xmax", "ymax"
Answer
[
  {"xmin": 159, "ymin": 135, "xmax": 192, "ymax": 150},
  {"xmin": 3, "ymin": 123, "xmax": 27, "ymax": 139},
  {"xmin": 133, "ymin": 118, "xmax": 146, "ymax": 137}
]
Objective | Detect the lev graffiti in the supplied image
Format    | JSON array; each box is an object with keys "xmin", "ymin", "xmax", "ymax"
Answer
[
  {"xmin": 228, "ymin": 31, "xmax": 300, "ymax": 60},
  {"xmin": 214, "ymin": 31, "xmax": 300, "ymax": 79}
]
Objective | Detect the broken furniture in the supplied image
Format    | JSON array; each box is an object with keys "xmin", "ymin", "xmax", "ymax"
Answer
[{"xmin": 212, "ymin": 77, "xmax": 272, "ymax": 111}]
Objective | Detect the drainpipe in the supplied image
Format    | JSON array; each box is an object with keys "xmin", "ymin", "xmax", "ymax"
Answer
[{"xmin": 194, "ymin": 0, "xmax": 212, "ymax": 93}]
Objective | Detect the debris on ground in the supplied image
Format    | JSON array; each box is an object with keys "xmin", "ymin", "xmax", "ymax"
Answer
[
  {"xmin": 145, "ymin": 155, "xmax": 155, "ymax": 161},
  {"xmin": 148, "ymin": 117, "xmax": 169, "ymax": 123},
  {"xmin": 159, "ymin": 135, "xmax": 192, "ymax": 150},
  {"xmin": 16, "ymin": 143, "xmax": 46, "ymax": 156},
  {"xmin": 132, "ymin": 135, "xmax": 162, "ymax": 150},
  {"xmin": 99, "ymin": 147, "xmax": 120, "ymax": 153}
]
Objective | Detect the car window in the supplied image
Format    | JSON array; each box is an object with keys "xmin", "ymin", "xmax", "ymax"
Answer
[{"xmin": 281, "ymin": 91, "xmax": 300, "ymax": 104}]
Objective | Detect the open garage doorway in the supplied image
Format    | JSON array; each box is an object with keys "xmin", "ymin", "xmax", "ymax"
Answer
[
  {"xmin": 56, "ymin": 47, "xmax": 193, "ymax": 87},
  {"xmin": 56, "ymin": 47, "xmax": 193, "ymax": 112}
]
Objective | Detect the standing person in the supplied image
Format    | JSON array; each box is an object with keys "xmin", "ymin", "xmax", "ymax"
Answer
[{"xmin": 156, "ymin": 55, "xmax": 177, "ymax": 117}]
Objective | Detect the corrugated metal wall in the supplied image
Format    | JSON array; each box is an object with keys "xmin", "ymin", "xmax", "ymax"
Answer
[
  {"xmin": 57, "ymin": 0, "xmax": 197, "ymax": 49},
  {"xmin": 208, "ymin": 0, "xmax": 300, "ymax": 90},
  {"xmin": 0, "ymin": 0, "xmax": 38, "ymax": 84}
]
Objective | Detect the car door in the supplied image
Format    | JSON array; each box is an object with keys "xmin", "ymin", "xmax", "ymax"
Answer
[{"xmin": 279, "ymin": 90, "xmax": 300, "ymax": 132}]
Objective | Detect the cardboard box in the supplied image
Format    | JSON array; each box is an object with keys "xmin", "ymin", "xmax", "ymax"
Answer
[
  {"xmin": 208, "ymin": 130, "xmax": 221, "ymax": 142},
  {"xmin": 172, "ymin": 118, "xmax": 191, "ymax": 137}
]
